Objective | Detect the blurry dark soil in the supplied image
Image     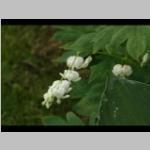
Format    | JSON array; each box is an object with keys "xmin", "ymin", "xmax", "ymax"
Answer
[{"xmin": 1, "ymin": 25, "xmax": 73, "ymax": 125}]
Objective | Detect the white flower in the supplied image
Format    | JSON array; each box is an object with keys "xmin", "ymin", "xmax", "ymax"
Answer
[
  {"xmin": 112, "ymin": 64, "xmax": 124, "ymax": 76},
  {"xmin": 59, "ymin": 80, "xmax": 72, "ymax": 92},
  {"xmin": 60, "ymin": 70, "xmax": 81, "ymax": 82},
  {"xmin": 42, "ymin": 55, "xmax": 92, "ymax": 109},
  {"xmin": 49, "ymin": 80, "xmax": 71, "ymax": 98},
  {"xmin": 80, "ymin": 56, "xmax": 92, "ymax": 68},
  {"xmin": 112, "ymin": 64, "xmax": 133, "ymax": 77},
  {"xmin": 67, "ymin": 56, "xmax": 92, "ymax": 69},
  {"xmin": 122, "ymin": 65, "xmax": 133, "ymax": 76},
  {"xmin": 141, "ymin": 53, "xmax": 149, "ymax": 67},
  {"xmin": 42, "ymin": 80, "xmax": 72, "ymax": 109},
  {"xmin": 42, "ymin": 92, "xmax": 54, "ymax": 109},
  {"xmin": 67, "ymin": 56, "xmax": 84, "ymax": 69}
]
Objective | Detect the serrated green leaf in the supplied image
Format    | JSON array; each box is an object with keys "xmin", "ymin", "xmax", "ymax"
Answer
[
  {"xmin": 42, "ymin": 116, "xmax": 67, "ymax": 125},
  {"xmin": 100, "ymin": 78, "xmax": 150, "ymax": 125},
  {"xmin": 66, "ymin": 112, "xmax": 84, "ymax": 125},
  {"xmin": 127, "ymin": 27, "xmax": 146, "ymax": 60}
]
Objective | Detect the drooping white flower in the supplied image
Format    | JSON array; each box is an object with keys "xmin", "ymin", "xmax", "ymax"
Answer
[
  {"xmin": 66, "ymin": 55, "xmax": 92, "ymax": 69},
  {"xmin": 112, "ymin": 64, "xmax": 133, "ymax": 77},
  {"xmin": 141, "ymin": 53, "xmax": 149, "ymax": 67},
  {"xmin": 60, "ymin": 70, "xmax": 81, "ymax": 82},
  {"xmin": 59, "ymin": 80, "xmax": 72, "ymax": 92},
  {"xmin": 50, "ymin": 80, "xmax": 71, "ymax": 98},
  {"xmin": 112, "ymin": 64, "xmax": 124, "ymax": 76},
  {"xmin": 67, "ymin": 56, "xmax": 84, "ymax": 69},
  {"xmin": 122, "ymin": 65, "xmax": 133, "ymax": 76},
  {"xmin": 42, "ymin": 92, "xmax": 54, "ymax": 109},
  {"xmin": 42, "ymin": 55, "xmax": 92, "ymax": 109},
  {"xmin": 80, "ymin": 56, "xmax": 92, "ymax": 68},
  {"xmin": 42, "ymin": 80, "xmax": 72, "ymax": 109}
]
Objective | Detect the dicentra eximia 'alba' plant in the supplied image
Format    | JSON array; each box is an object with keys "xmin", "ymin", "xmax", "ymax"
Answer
[
  {"xmin": 42, "ymin": 55, "xmax": 92, "ymax": 109},
  {"xmin": 112, "ymin": 64, "xmax": 133, "ymax": 77}
]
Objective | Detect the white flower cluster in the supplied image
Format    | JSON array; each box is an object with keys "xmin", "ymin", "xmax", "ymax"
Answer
[
  {"xmin": 112, "ymin": 64, "xmax": 133, "ymax": 77},
  {"xmin": 42, "ymin": 55, "xmax": 92, "ymax": 109}
]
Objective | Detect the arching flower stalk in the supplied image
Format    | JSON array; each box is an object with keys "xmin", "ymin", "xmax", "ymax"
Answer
[{"xmin": 42, "ymin": 55, "xmax": 92, "ymax": 109}]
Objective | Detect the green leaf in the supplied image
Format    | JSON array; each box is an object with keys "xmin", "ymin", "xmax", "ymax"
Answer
[
  {"xmin": 127, "ymin": 26, "xmax": 146, "ymax": 60},
  {"xmin": 66, "ymin": 112, "xmax": 84, "ymax": 125},
  {"xmin": 42, "ymin": 116, "xmax": 67, "ymax": 125},
  {"xmin": 65, "ymin": 33, "xmax": 95, "ymax": 56},
  {"xmin": 57, "ymin": 51, "xmax": 75, "ymax": 63},
  {"xmin": 89, "ymin": 112, "xmax": 97, "ymax": 125},
  {"xmin": 89, "ymin": 59, "xmax": 113, "ymax": 83},
  {"xmin": 100, "ymin": 78, "xmax": 150, "ymax": 125},
  {"xmin": 140, "ymin": 26, "xmax": 150, "ymax": 50},
  {"xmin": 70, "ymin": 80, "xmax": 91, "ymax": 99},
  {"xmin": 74, "ymin": 83, "xmax": 104, "ymax": 116},
  {"xmin": 53, "ymin": 26, "xmax": 97, "ymax": 43},
  {"xmin": 93, "ymin": 26, "xmax": 121, "ymax": 52},
  {"xmin": 106, "ymin": 26, "xmax": 129, "ymax": 54}
]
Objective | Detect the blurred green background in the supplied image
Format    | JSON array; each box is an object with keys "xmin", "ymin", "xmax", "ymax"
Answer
[{"xmin": 1, "ymin": 25, "xmax": 72, "ymax": 125}]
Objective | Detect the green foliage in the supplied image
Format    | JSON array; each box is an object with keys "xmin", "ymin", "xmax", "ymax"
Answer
[
  {"xmin": 53, "ymin": 25, "xmax": 97, "ymax": 43},
  {"xmin": 54, "ymin": 25, "xmax": 150, "ymax": 61},
  {"xmin": 126, "ymin": 27, "xmax": 146, "ymax": 60},
  {"xmin": 42, "ymin": 116, "xmax": 67, "ymax": 125},
  {"xmin": 63, "ymin": 33, "xmax": 95, "ymax": 56},
  {"xmin": 89, "ymin": 59, "xmax": 113, "ymax": 83},
  {"xmin": 70, "ymin": 80, "xmax": 91, "ymax": 98},
  {"xmin": 100, "ymin": 78, "xmax": 150, "ymax": 125},
  {"xmin": 42, "ymin": 112, "xmax": 84, "ymax": 126},
  {"xmin": 73, "ymin": 83, "xmax": 104, "ymax": 116},
  {"xmin": 93, "ymin": 26, "xmax": 122, "ymax": 52},
  {"xmin": 66, "ymin": 112, "xmax": 84, "ymax": 125},
  {"xmin": 47, "ymin": 25, "xmax": 150, "ymax": 126}
]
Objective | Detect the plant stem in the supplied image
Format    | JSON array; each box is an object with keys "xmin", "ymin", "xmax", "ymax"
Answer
[{"xmin": 95, "ymin": 75, "xmax": 109, "ymax": 125}]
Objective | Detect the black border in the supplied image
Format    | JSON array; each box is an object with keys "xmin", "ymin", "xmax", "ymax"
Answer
[
  {"xmin": 1, "ymin": 19, "xmax": 150, "ymax": 25},
  {"xmin": 1, "ymin": 125, "xmax": 150, "ymax": 132},
  {"xmin": 1, "ymin": 19, "xmax": 150, "ymax": 132}
]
